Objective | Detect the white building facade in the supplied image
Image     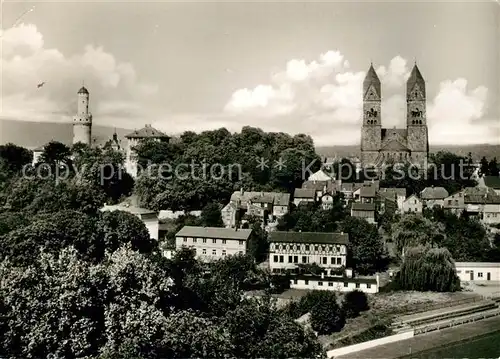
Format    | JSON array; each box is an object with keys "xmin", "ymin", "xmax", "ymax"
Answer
[
  {"xmin": 175, "ymin": 226, "xmax": 252, "ymax": 261},
  {"xmin": 455, "ymin": 262, "xmax": 500, "ymax": 282}
]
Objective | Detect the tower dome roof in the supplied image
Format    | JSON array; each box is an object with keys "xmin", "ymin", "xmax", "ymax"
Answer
[{"xmin": 78, "ymin": 86, "xmax": 89, "ymax": 94}]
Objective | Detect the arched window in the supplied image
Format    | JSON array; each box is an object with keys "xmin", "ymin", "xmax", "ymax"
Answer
[{"xmin": 412, "ymin": 120, "xmax": 415, "ymax": 125}]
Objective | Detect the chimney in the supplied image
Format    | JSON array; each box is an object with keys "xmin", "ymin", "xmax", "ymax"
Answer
[
  {"xmin": 240, "ymin": 187, "xmax": 244, "ymax": 195},
  {"xmin": 260, "ymin": 191, "xmax": 264, "ymax": 197}
]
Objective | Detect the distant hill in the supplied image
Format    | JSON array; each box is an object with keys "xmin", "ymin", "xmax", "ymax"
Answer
[
  {"xmin": 0, "ymin": 119, "xmax": 131, "ymax": 148},
  {"xmin": 316, "ymin": 144, "xmax": 500, "ymax": 162}
]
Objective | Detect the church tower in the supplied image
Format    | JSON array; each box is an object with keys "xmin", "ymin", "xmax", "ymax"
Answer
[
  {"xmin": 360, "ymin": 64, "xmax": 382, "ymax": 166},
  {"xmin": 72, "ymin": 85, "xmax": 92, "ymax": 146},
  {"xmin": 406, "ymin": 64, "xmax": 429, "ymax": 165}
]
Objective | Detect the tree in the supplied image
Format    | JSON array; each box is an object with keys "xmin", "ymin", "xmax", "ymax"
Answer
[
  {"xmin": 224, "ymin": 297, "xmax": 323, "ymax": 358},
  {"xmin": 488, "ymin": 157, "xmax": 499, "ymax": 176},
  {"xmin": 199, "ymin": 202, "xmax": 224, "ymax": 227},
  {"xmin": 39, "ymin": 141, "xmax": 72, "ymax": 171},
  {"xmin": 391, "ymin": 215, "xmax": 445, "ymax": 258},
  {"xmin": 342, "ymin": 290, "xmax": 369, "ymax": 318},
  {"xmin": 0, "ymin": 143, "xmax": 32, "ymax": 174},
  {"xmin": 427, "ymin": 151, "xmax": 476, "ymax": 194},
  {"xmin": 309, "ymin": 291, "xmax": 345, "ymax": 334},
  {"xmin": 340, "ymin": 217, "xmax": 388, "ymax": 274},
  {"xmin": 479, "ymin": 156, "xmax": 490, "ymax": 176},
  {"xmin": 396, "ymin": 246, "xmax": 460, "ymax": 292},
  {"xmin": 243, "ymin": 215, "xmax": 269, "ymax": 262}
]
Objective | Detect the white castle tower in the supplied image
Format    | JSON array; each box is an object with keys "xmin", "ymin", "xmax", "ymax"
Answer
[{"xmin": 72, "ymin": 85, "xmax": 92, "ymax": 146}]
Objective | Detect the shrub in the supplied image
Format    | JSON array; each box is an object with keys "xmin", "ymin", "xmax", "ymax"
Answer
[
  {"xmin": 342, "ymin": 290, "xmax": 369, "ymax": 318},
  {"xmin": 309, "ymin": 291, "xmax": 345, "ymax": 334}
]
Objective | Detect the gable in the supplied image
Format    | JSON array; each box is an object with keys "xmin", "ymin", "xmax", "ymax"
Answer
[
  {"xmin": 380, "ymin": 139, "xmax": 409, "ymax": 151},
  {"xmin": 409, "ymin": 83, "xmax": 424, "ymax": 101},
  {"xmin": 364, "ymin": 84, "xmax": 380, "ymax": 101}
]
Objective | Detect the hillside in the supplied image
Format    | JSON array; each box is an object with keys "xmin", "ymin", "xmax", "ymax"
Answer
[{"xmin": 0, "ymin": 119, "xmax": 130, "ymax": 148}]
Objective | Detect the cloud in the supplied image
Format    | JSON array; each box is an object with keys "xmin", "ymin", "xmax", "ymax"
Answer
[
  {"xmin": 224, "ymin": 51, "xmax": 497, "ymax": 146},
  {"xmin": 1, "ymin": 23, "xmax": 159, "ymax": 128}
]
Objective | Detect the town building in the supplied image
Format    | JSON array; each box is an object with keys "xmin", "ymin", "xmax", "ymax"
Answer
[
  {"xmin": 320, "ymin": 193, "xmax": 335, "ymax": 210},
  {"xmin": 354, "ymin": 184, "xmax": 377, "ymax": 203},
  {"xmin": 360, "ymin": 63, "xmax": 429, "ymax": 168},
  {"xmin": 402, "ymin": 194, "xmax": 423, "ymax": 214},
  {"xmin": 175, "ymin": 226, "xmax": 252, "ymax": 261},
  {"xmin": 307, "ymin": 169, "xmax": 334, "ymax": 181},
  {"xmin": 378, "ymin": 188, "xmax": 406, "ymax": 211},
  {"xmin": 479, "ymin": 176, "xmax": 500, "ymax": 195},
  {"xmin": 464, "ymin": 187, "xmax": 500, "ymax": 224},
  {"xmin": 293, "ymin": 188, "xmax": 316, "ymax": 206},
  {"xmin": 443, "ymin": 191, "xmax": 466, "ymax": 215},
  {"xmin": 455, "ymin": 262, "xmax": 500, "ymax": 282},
  {"xmin": 268, "ymin": 231, "xmax": 348, "ymax": 274},
  {"xmin": 301, "ymin": 180, "xmax": 337, "ymax": 199},
  {"xmin": 222, "ymin": 190, "xmax": 291, "ymax": 228},
  {"xmin": 73, "ymin": 86, "xmax": 92, "ymax": 146},
  {"xmin": 100, "ymin": 197, "xmax": 159, "ymax": 240},
  {"xmin": 124, "ymin": 124, "xmax": 169, "ymax": 178},
  {"xmin": 31, "ymin": 145, "xmax": 44, "ymax": 166},
  {"xmin": 420, "ymin": 186, "xmax": 449, "ymax": 208},
  {"xmin": 268, "ymin": 231, "xmax": 379, "ymax": 293},
  {"xmin": 350, "ymin": 203, "xmax": 376, "ymax": 224}
]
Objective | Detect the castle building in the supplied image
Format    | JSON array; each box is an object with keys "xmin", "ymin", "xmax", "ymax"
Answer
[
  {"xmin": 360, "ymin": 63, "xmax": 429, "ymax": 168},
  {"xmin": 124, "ymin": 124, "xmax": 169, "ymax": 178},
  {"xmin": 72, "ymin": 86, "xmax": 92, "ymax": 146}
]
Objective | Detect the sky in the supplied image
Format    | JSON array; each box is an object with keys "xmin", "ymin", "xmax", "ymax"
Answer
[{"xmin": 1, "ymin": 0, "xmax": 499, "ymax": 146}]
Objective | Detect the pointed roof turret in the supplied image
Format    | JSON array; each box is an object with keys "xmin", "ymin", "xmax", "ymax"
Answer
[
  {"xmin": 363, "ymin": 63, "xmax": 381, "ymax": 99},
  {"xmin": 78, "ymin": 86, "xmax": 89, "ymax": 95},
  {"xmin": 407, "ymin": 64, "xmax": 425, "ymax": 98}
]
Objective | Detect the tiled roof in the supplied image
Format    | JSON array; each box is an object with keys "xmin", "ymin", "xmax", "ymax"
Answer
[
  {"xmin": 484, "ymin": 176, "xmax": 500, "ymax": 189},
  {"xmin": 78, "ymin": 86, "xmax": 89, "ymax": 94},
  {"xmin": 407, "ymin": 64, "xmax": 426, "ymax": 98},
  {"xmin": 294, "ymin": 188, "xmax": 316, "ymax": 199},
  {"xmin": 421, "ymin": 186, "xmax": 449, "ymax": 200},
  {"xmin": 269, "ymin": 231, "xmax": 349, "ymax": 245},
  {"xmin": 176, "ymin": 226, "xmax": 252, "ymax": 240},
  {"xmin": 351, "ymin": 203, "xmax": 376, "ymax": 211},
  {"xmin": 125, "ymin": 125, "xmax": 168, "ymax": 139},
  {"xmin": 379, "ymin": 188, "xmax": 406, "ymax": 198},
  {"xmin": 404, "ymin": 194, "xmax": 421, "ymax": 203},
  {"xmin": 230, "ymin": 191, "xmax": 290, "ymax": 206},
  {"xmin": 302, "ymin": 180, "xmax": 328, "ymax": 191},
  {"xmin": 340, "ymin": 183, "xmax": 354, "ymax": 192},
  {"xmin": 464, "ymin": 188, "xmax": 500, "ymax": 204},
  {"xmin": 360, "ymin": 185, "xmax": 376, "ymax": 198},
  {"xmin": 308, "ymin": 169, "xmax": 333, "ymax": 181}
]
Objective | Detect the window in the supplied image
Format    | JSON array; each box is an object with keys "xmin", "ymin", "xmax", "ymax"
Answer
[
  {"xmin": 222, "ymin": 239, "xmax": 227, "ymax": 244},
  {"xmin": 273, "ymin": 255, "xmax": 279, "ymax": 262},
  {"xmin": 367, "ymin": 283, "xmax": 371, "ymax": 289},
  {"xmin": 322, "ymin": 257, "xmax": 327, "ymax": 265},
  {"xmin": 448, "ymin": 200, "xmax": 452, "ymax": 205},
  {"xmin": 239, "ymin": 240, "xmax": 244, "ymax": 245},
  {"xmin": 294, "ymin": 256, "xmax": 298, "ymax": 263},
  {"xmin": 328, "ymin": 282, "xmax": 333, "ymax": 287},
  {"xmin": 318, "ymin": 281, "xmax": 323, "ymax": 286},
  {"xmin": 331, "ymin": 257, "xmax": 335, "ymax": 265},
  {"xmin": 193, "ymin": 238, "xmax": 197, "ymax": 243},
  {"xmin": 478, "ymin": 272, "xmax": 483, "ymax": 278},
  {"xmin": 202, "ymin": 238, "xmax": 207, "ymax": 243},
  {"xmin": 465, "ymin": 270, "xmax": 470, "ymax": 274},
  {"xmin": 305, "ymin": 245, "xmax": 310, "ymax": 251},
  {"xmin": 279, "ymin": 255, "xmax": 284, "ymax": 263},
  {"xmin": 302, "ymin": 256, "xmax": 307, "ymax": 263},
  {"xmin": 183, "ymin": 238, "xmax": 187, "ymax": 242},
  {"xmin": 222, "ymin": 250, "xmax": 227, "ymax": 256},
  {"xmin": 305, "ymin": 280, "xmax": 309, "ymax": 285},
  {"xmin": 272, "ymin": 268, "xmax": 279, "ymax": 273},
  {"xmin": 212, "ymin": 249, "xmax": 217, "ymax": 255},
  {"xmin": 314, "ymin": 245, "xmax": 319, "ymax": 251},
  {"xmin": 456, "ymin": 270, "xmax": 461, "ymax": 274},
  {"xmin": 212, "ymin": 239, "xmax": 217, "ymax": 244},
  {"xmin": 239, "ymin": 251, "xmax": 243, "ymax": 255},
  {"xmin": 355, "ymin": 283, "xmax": 360, "ymax": 288},
  {"xmin": 343, "ymin": 282, "xmax": 348, "ymax": 287},
  {"xmin": 336, "ymin": 257, "xmax": 342, "ymax": 265},
  {"xmin": 202, "ymin": 249, "xmax": 206, "ymax": 255},
  {"xmin": 288, "ymin": 256, "xmax": 293, "ymax": 263},
  {"xmin": 293, "ymin": 279, "xmax": 298, "ymax": 284}
]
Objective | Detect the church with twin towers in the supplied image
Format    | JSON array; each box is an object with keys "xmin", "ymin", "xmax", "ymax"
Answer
[{"xmin": 360, "ymin": 63, "xmax": 429, "ymax": 168}]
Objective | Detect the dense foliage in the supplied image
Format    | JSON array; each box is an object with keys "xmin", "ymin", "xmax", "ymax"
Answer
[
  {"xmin": 309, "ymin": 291, "xmax": 346, "ymax": 335},
  {"xmin": 134, "ymin": 127, "xmax": 321, "ymax": 211},
  {"xmin": 342, "ymin": 290, "xmax": 369, "ymax": 318},
  {"xmin": 396, "ymin": 246, "xmax": 461, "ymax": 292}
]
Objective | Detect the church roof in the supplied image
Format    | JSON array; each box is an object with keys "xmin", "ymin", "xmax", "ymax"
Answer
[
  {"xmin": 125, "ymin": 125, "xmax": 168, "ymax": 139},
  {"xmin": 380, "ymin": 139, "xmax": 409, "ymax": 151},
  {"xmin": 407, "ymin": 64, "xmax": 425, "ymax": 97},
  {"xmin": 363, "ymin": 64, "xmax": 381, "ymax": 98},
  {"xmin": 78, "ymin": 86, "xmax": 89, "ymax": 94}
]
